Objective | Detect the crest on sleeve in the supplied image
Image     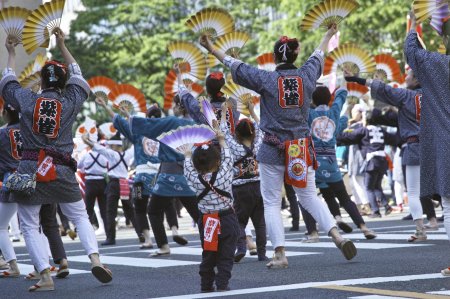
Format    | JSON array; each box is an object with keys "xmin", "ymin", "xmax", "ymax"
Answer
[
  {"xmin": 415, "ymin": 93, "xmax": 422, "ymax": 124},
  {"xmin": 277, "ymin": 76, "xmax": 304, "ymax": 108},
  {"xmin": 142, "ymin": 137, "xmax": 160, "ymax": 157},
  {"xmin": 9, "ymin": 129, "xmax": 23, "ymax": 160},
  {"xmin": 32, "ymin": 97, "xmax": 62, "ymax": 139}
]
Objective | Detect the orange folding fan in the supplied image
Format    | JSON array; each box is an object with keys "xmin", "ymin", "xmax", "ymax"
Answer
[
  {"xmin": 374, "ymin": 54, "xmax": 403, "ymax": 82},
  {"xmin": 347, "ymin": 82, "xmax": 369, "ymax": 100},
  {"xmin": 0, "ymin": 7, "xmax": 31, "ymax": 43},
  {"xmin": 413, "ymin": 0, "xmax": 449, "ymax": 23},
  {"xmin": 163, "ymin": 70, "xmax": 203, "ymax": 110},
  {"xmin": 18, "ymin": 53, "xmax": 47, "ymax": 82},
  {"xmin": 324, "ymin": 44, "xmax": 376, "ymax": 76},
  {"xmin": 256, "ymin": 53, "xmax": 276, "ymax": 71},
  {"xmin": 207, "ymin": 31, "xmax": 250, "ymax": 67},
  {"xmin": 108, "ymin": 84, "xmax": 147, "ymax": 114},
  {"xmin": 88, "ymin": 76, "xmax": 117, "ymax": 100},
  {"xmin": 167, "ymin": 41, "xmax": 207, "ymax": 80},
  {"xmin": 221, "ymin": 81, "xmax": 255, "ymax": 116},
  {"xmin": 300, "ymin": 0, "xmax": 359, "ymax": 31},
  {"xmin": 22, "ymin": 0, "xmax": 66, "ymax": 54},
  {"xmin": 185, "ymin": 7, "xmax": 235, "ymax": 39}
]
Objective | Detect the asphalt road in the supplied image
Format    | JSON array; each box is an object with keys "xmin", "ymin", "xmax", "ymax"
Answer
[{"xmin": 2, "ymin": 209, "xmax": 450, "ymax": 299}]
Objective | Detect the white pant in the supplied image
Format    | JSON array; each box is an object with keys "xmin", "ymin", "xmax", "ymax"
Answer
[
  {"xmin": 0, "ymin": 202, "xmax": 18, "ymax": 262},
  {"xmin": 442, "ymin": 197, "xmax": 450, "ymax": 241},
  {"xmin": 260, "ymin": 163, "xmax": 335, "ymax": 248},
  {"xmin": 350, "ymin": 175, "xmax": 368, "ymax": 205},
  {"xmin": 406, "ymin": 165, "xmax": 423, "ymax": 221},
  {"xmin": 19, "ymin": 200, "xmax": 98, "ymax": 273},
  {"xmin": 9, "ymin": 212, "xmax": 20, "ymax": 238},
  {"xmin": 394, "ymin": 181, "xmax": 405, "ymax": 205}
]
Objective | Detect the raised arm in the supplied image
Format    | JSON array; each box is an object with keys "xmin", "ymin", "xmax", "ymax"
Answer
[
  {"xmin": 336, "ymin": 127, "xmax": 365, "ymax": 146},
  {"xmin": 54, "ymin": 28, "xmax": 76, "ymax": 65}
]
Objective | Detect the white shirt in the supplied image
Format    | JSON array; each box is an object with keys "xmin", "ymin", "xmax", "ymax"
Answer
[
  {"xmin": 92, "ymin": 144, "xmax": 133, "ymax": 179},
  {"xmin": 78, "ymin": 150, "xmax": 108, "ymax": 180}
]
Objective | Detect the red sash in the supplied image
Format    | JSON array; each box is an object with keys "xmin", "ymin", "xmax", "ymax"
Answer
[
  {"xmin": 202, "ymin": 213, "xmax": 220, "ymax": 252},
  {"xmin": 36, "ymin": 149, "xmax": 57, "ymax": 182},
  {"xmin": 119, "ymin": 178, "xmax": 130, "ymax": 200},
  {"xmin": 284, "ymin": 138, "xmax": 317, "ymax": 188}
]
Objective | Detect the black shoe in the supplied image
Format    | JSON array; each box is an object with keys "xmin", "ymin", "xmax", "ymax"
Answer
[
  {"xmin": 402, "ymin": 214, "xmax": 413, "ymax": 220},
  {"xmin": 201, "ymin": 287, "xmax": 215, "ymax": 293},
  {"xmin": 385, "ymin": 206, "xmax": 393, "ymax": 216},
  {"xmin": 234, "ymin": 251, "xmax": 246, "ymax": 263},
  {"xmin": 337, "ymin": 221, "xmax": 353, "ymax": 233},
  {"xmin": 289, "ymin": 226, "xmax": 299, "ymax": 232},
  {"xmin": 258, "ymin": 255, "xmax": 269, "ymax": 261},
  {"xmin": 369, "ymin": 212, "xmax": 382, "ymax": 218},
  {"xmin": 101, "ymin": 239, "xmax": 116, "ymax": 246},
  {"xmin": 437, "ymin": 215, "xmax": 444, "ymax": 222},
  {"xmin": 173, "ymin": 235, "xmax": 188, "ymax": 246},
  {"xmin": 138, "ymin": 235, "xmax": 145, "ymax": 243}
]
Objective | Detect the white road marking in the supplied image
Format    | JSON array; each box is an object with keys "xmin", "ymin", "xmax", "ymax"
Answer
[
  {"xmin": 427, "ymin": 290, "xmax": 450, "ymax": 295},
  {"xmin": 69, "ymin": 255, "xmax": 199, "ymax": 268},
  {"xmin": 349, "ymin": 296, "xmax": 406, "ymax": 299},
  {"xmin": 17, "ymin": 263, "xmax": 90, "ymax": 276},
  {"xmin": 274, "ymin": 241, "xmax": 432, "ymax": 249}
]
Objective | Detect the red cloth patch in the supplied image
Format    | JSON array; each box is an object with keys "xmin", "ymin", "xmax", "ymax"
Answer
[
  {"xmin": 32, "ymin": 98, "xmax": 62, "ymax": 139},
  {"xmin": 36, "ymin": 149, "xmax": 57, "ymax": 182},
  {"xmin": 277, "ymin": 76, "xmax": 304, "ymax": 108},
  {"xmin": 202, "ymin": 213, "xmax": 220, "ymax": 252},
  {"xmin": 119, "ymin": 178, "xmax": 130, "ymax": 200}
]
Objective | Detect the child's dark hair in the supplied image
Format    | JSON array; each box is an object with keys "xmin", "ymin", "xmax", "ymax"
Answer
[
  {"xmin": 235, "ymin": 119, "xmax": 255, "ymax": 144},
  {"xmin": 312, "ymin": 86, "xmax": 331, "ymax": 107},
  {"xmin": 146, "ymin": 104, "xmax": 162, "ymax": 118},
  {"xmin": 192, "ymin": 144, "xmax": 221, "ymax": 174},
  {"xmin": 41, "ymin": 60, "xmax": 68, "ymax": 90},
  {"xmin": 205, "ymin": 72, "xmax": 225, "ymax": 103},
  {"xmin": 273, "ymin": 36, "xmax": 300, "ymax": 64},
  {"xmin": 365, "ymin": 109, "xmax": 380, "ymax": 126}
]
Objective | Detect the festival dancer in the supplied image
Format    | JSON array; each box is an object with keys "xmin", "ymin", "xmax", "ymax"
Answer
[
  {"xmin": 200, "ymin": 24, "xmax": 357, "ymax": 268},
  {"xmin": 218, "ymin": 100, "xmax": 268, "ymax": 262},
  {"xmin": 128, "ymin": 96, "xmax": 200, "ymax": 256},
  {"xmin": 337, "ymin": 110, "xmax": 397, "ymax": 218},
  {"xmin": 308, "ymin": 85, "xmax": 376, "ymax": 238},
  {"xmin": 345, "ymin": 68, "xmax": 426, "ymax": 242},
  {"xmin": 96, "ymin": 98, "xmax": 164, "ymax": 249},
  {"xmin": 2, "ymin": 29, "xmax": 112, "ymax": 291},
  {"xmin": 0, "ymin": 104, "xmax": 21, "ymax": 277},
  {"xmin": 184, "ymin": 124, "xmax": 239, "ymax": 292},
  {"xmin": 405, "ymin": 11, "xmax": 450, "ymax": 276}
]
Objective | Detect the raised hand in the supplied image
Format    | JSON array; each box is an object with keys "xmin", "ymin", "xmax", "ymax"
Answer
[
  {"xmin": 199, "ymin": 34, "xmax": 214, "ymax": 52},
  {"xmin": 53, "ymin": 27, "xmax": 66, "ymax": 48},
  {"xmin": 95, "ymin": 97, "xmax": 107, "ymax": 107},
  {"xmin": 326, "ymin": 23, "xmax": 338, "ymax": 38},
  {"xmin": 5, "ymin": 36, "xmax": 18, "ymax": 55}
]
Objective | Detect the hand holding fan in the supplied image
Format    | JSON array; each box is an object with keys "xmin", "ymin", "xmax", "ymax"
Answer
[
  {"xmin": 88, "ymin": 76, "xmax": 117, "ymax": 100},
  {"xmin": 221, "ymin": 81, "xmax": 255, "ymax": 117},
  {"xmin": 207, "ymin": 31, "xmax": 250, "ymax": 67},
  {"xmin": 167, "ymin": 41, "xmax": 207, "ymax": 80},
  {"xmin": 256, "ymin": 53, "xmax": 276, "ymax": 71},
  {"xmin": 22, "ymin": 0, "xmax": 66, "ymax": 54},
  {"xmin": 157, "ymin": 124, "xmax": 216, "ymax": 155},
  {"xmin": 324, "ymin": 44, "xmax": 376, "ymax": 76},
  {"xmin": 0, "ymin": 7, "xmax": 31, "ymax": 43},
  {"xmin": 200, "ymin": 98, "xmax": 218, "ymax": 128},
  {"xmin": 300, "ymin": 0, "xmax": 359, "ymax": 31},
  {"xmin": 374, "ymin": 54, "xmax": 403, "ymax": 82},
  {"xmin": 185, "ymin": 7, "xmax": 235, "ymax": 39},
  {"xmin": 108, "ymin": 84, "xmax": 147, "ymax": 114}
]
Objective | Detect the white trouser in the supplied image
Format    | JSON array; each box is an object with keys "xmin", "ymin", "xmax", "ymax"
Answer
[
  {"xmin": 9, "ymin": 212, "xmax": 20, "ymax": 238},
  {"xmin": 350, "ymin": 175, "xmax": 368, "ymax": 205},
  {"xmin": 260, "ymin": 163, "xmax": 335, "ymax": 248},
  {"xmin": 0, "ymin": 202, "xmax": 18, "ymax": 262},
  {"xmin": 19, "ymin": 200, "xmax": 98, "ymax": 273},
  {"xmin": 442, "ymin": 197, "xmax": 450, "ymax": 241},
  {"xmin": 406, "ymin": 165, "xmax": 423, "ymax": 221},
  {"xmin": 94, "ymin": 202, "xmax": 105, "ymax": 231},
  {"xmin": 394, "ymin": 181, "xmax": 405, "ymax": 205}
]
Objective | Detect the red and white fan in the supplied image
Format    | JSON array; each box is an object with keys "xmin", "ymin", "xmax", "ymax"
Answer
[
  {"xmin": 347, "ymin": 82, "xmax": 369, "ymax": 100},
  {"xmin": 88, "ymin": 76, "xmax": 117, "ymax": 100},
  {"xmin": 207, "ymin": 31, "xmax": 250, "ymax": 67},
  {"xmin": 256, "ymin": 53, "xmax": 276, "ymax": 71},
  {"xmin": 374, "ymin": 54, "xmax": 403, "ymax": 82},
  {"xmin": 163, "ymin": 70, "xmax": 204, "ymax": 110},
  {"xmin": 0, "ymin": 7, "xmax": 31, "ymax": 43},
  {"xmin": 75, "ymin": 116, "xmax": 98, "ymax": 143},
  {"xmin": 108, "ymin": 84, "xmax": 147, "ymax": 114},
  {"xmin": 185, "ymin": 7, "xmax": 235, "ymax": 39},
  {"xmin": 324, "ymin": 44, "xmax": 376, "ymax": 76},
  {"xmin": 167, "ymin": 41, "xmax": 207, "ymax": 80},
  {"xmin": 300, "ymin": 0, "xmax": 359, "ymax": 31},
  {"xmin": 99, "ymin": 122, "xmax": 117, "ymax": 139}
]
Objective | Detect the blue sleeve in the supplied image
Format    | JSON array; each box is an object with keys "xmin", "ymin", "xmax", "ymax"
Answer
[
  {"xmin": 336, "ymin": 127, "xmax": 365, "ymax": 145},
  {"xmin": 1, "ymin": 80, "xmax": 33, "ymax": 112},
  {"xmin": 330, "ymin": 88, "xmax": 348, "ymax": 121},
  {"xmin": 179, "ymin": 89, "xmax": 208, "ymax": 125},
  {"xmin": 370, "ymin": 80, "xmax": 409, "ymax": 108},
  {"xmin": 404, "ymin": 31, "xmax": 430, "ymax": 72},
  {"xmin": 113, "ymin": 114, "xmax": 134, "ymax": 142},
  {"xmin": 298, "ymin": 51, "xmax": 325, "ymax": 83},
  {"xmin": 337, "ymin": 116, "xmax": 349, "ymax": 135},
  {"xmin": 130, "ymin": 116, "xmax": 188, "ymax": 139},
  {"xmin": 230, "ymin": 62, "xmax": 268, "ymax": 95}
]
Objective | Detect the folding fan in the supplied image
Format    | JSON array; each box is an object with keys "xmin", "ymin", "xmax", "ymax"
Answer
[
  {"xmin": 438, "ymin": 43, "xmax": 446, "ymax": 54},
  {"xmin": 22, "ymin": 0, "xmax": 66, "ymax": 54},
  {"xmin": 207, "ymin": 31, "xmax": 250, "ymax": 67},
  {"xmin": 167, "ymin": 41, "xmax": 207, "ymax": 80},
  {"xmin": 185, "ymin": 7, "xmax": 235, "ymax": 39},
  {"xmin": 157, "ymin": 124, "xmax": 216, "ymax": 155},
  {"xmin": 75, "ymin": 116, "xmax": 97, "ymax": 143},
  {"xmin": 99, "ymin": 122, "xmax": 117, "ymax": 139},
  {"xmin": 374, "ymin": 54, "xmax": 403, "ymax": 82},
  {"xmin": 200, "ymin": 98, "xmax": 218, "ymax": 128},
  {"xmin": 324, "ymin": 44, "xmax": 376, "ymax": 76},
  {"xmin": 221, "ymin": 81, "xmax": 255, "ymax": 116},
  {"xmin": 413, "ymin": 0, "xmax": 449, "ymax": 23},
  {"xmin": 163, "ymin": 70, "xmax": 204, "ymax": 110},
  {"xmin": 18, "ymin": 53, "xmax": 47, "ymax": 82},
  {"xmin": 347, "ymin": 82, "xmax": 369, "ymax": 100},
  {"xmin": 256, "ymin": 53, "xmax": 276, "ymax": 71},
  {"xmin": 430, "ymin": 2, "xmax": 449, "ymax": 35},
  {"xmin": 108, "ymin": 84, "xmax": 147, "ymax": 114},
  {"xmin": 73, "ymin": 137, "xmax": 87, "ymax": 156},
  {"xmin": 88, "ymin": 76, "xmax": 117, "ymax": 100},
  {"xmin": 20, "ymin": 72, "xmax": 41, "ymax": 92},
  {"xmin": 0, "ymin": 7, "xmax": 31, "ymax": 43},
  {"xmin": 300, "ymin": 0, "xmax": 359, "ymax": 31}
]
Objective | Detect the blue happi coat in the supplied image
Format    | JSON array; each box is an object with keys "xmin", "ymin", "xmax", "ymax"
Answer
[{"xmin": 308, "ymin": 88, "xmax": 348, "ymax": 187}]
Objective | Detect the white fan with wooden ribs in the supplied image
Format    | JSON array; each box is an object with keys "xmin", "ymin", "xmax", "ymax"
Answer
[
  {"xmin": 22, "ymin": 0, "xmax": 66, "ymax": 54},
  {"xmin": 324, "ymin": 44, "xmax": 376, "ymax": 76},
  {"xmin": 0, "ymin": 7, "xmax": 31, "ymax": 43},
  {"xmin": 18, "ymin": 53, "xmax": 47, "ymax": 82},
  {"xmin": 88, "ymin": 76, "xmax": 117, "ymax": 100},
  {"xmin": 108, "ymin": 84, "xmax": 147, "ymax": 114},
  {"xmin": 221, "ymin": 81, "xmax": 256, "ymax": 117},
  {"xmin": 185, "ymin": 7, "xmax": 235, "ymax": 40},
  {"xmin": 300, "ymin": 0, "xmax": 359, "ymax": 31},
  {"xmin": 413, "ymin": 0, "xmax": 449, "ymax": 23},
  {"xmin": 167, "ymin": 41, "xmax": 208, "ymax": 80},
  {"xmin": 374, "ymin": 54, "xmax": 403, "ymax": 83},
  {"xmin": 207, "ymin": 31, "xmax": 250, "ymax": 67}
]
